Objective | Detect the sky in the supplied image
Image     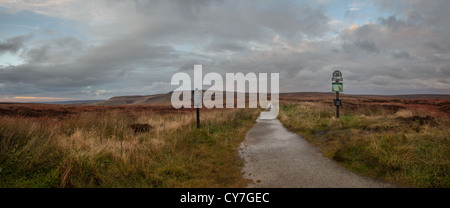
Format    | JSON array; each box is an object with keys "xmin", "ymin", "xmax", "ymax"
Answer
[{"xmin": 0, "ymin": 0, "xmax": 449, "ymax": 102}]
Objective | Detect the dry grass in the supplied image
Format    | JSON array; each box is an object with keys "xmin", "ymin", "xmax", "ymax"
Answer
[
  {"xmin": 0, "ymin": 107, "xmax": 259, "ymax": 188},
  {"xmin": 279, "ymin": 101, "xmax": 450, "ymax": 188}
]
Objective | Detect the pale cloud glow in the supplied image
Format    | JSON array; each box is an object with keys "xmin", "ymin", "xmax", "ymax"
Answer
[{"xmin": 0, "ymin": 96, "xmax": 77, "ymax": 102}]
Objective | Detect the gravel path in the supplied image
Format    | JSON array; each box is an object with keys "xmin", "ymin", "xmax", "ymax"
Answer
[{"xmin": 240, "ymin": 114, "xmax": 395, "ymax": 188}]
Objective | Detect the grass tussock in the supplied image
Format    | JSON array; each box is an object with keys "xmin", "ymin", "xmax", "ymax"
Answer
[
  {"xmin": 0, "ymin": 108, "xmax": 259, "ymax": 187},
  {"xmin": 279, "ymin": 101, "xmax": 450, "ymax": 188}
]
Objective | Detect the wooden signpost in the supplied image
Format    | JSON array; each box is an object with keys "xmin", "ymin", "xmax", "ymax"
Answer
[{"xmin": 332, "ymin": 70, "xmax": 343, "ymax": 118}]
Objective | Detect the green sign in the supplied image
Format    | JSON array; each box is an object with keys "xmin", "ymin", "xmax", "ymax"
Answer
[{"xmin": 332, "ymin": 83, "xmax": 343, "ymax": 92}]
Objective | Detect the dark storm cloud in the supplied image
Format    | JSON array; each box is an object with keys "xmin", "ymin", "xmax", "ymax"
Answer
[
  {"xmin": 25, "ymin": 46, "xmax": 49, "ymax": 63},
  {"xmin": 205, "ymin": 41, "xmax": 248, "ymax": 53},
  {"xmin": 342, "ymin": 40, "xmax": 380, "ymax": 54},
  {"xmin": 20, "ymin": 37, "xmax": 84, "ymax": 64},
  {"xmin": 378, "ymin": 15, "xmax": 406, "ymax": 30},
  {"xmin": 441, "ymin": 65, "xmax": 450, "ymax": 76},
  {"xmin": 391, "ymin": 51, "xmax": 412, "ymax": 60},
  {"xmin": 425, "ymin": 41, "xmax": 448, "ymax": 54},
  {"xmin": 0, "ymin": 34, "xmax": 31, "ymax": 55},
  {"xmin": 0, "ymin": 42, "xmax": 181, "ymax": 86}
]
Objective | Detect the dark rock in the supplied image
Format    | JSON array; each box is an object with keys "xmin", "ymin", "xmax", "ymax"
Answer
[{"xmin": 130, "ymin": 123, "xmax": 152, "ymax": 133}]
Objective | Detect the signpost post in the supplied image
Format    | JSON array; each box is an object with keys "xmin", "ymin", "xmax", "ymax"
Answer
[
  {"xmin": 194, "ymin": 88, "xmax": 202, "ymax": 128},
  {"xmin": 332, "ymin": 70, "xmax": 343, "ymax": 118}
]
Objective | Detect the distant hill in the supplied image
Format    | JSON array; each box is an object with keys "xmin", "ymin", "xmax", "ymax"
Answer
[
  {"xmin": 34, "ymin": 100, "xmax": 106, "ymax": 105},
  {"xmin": 95, "ymin": 91, "xmax": 450, "ymax": 106},
  {"xmin": 385, "ymin": 94, "xmax": 450, "ymax": 99},
  {"xmin": 95, "ymin": 91, "xmax": 254, "ymax": 106},
  {"xmin": 94, "ymin": 93, "xmax": 173, "ymax": 105},
  {"xmin": 280, "ymin": 92, "xmax": 450, "ymax": 100}
]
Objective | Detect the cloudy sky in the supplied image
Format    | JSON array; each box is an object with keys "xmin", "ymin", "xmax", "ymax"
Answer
[{"xmin": 0, "ymin": 0, "xmax": 449, "ymax": 102}]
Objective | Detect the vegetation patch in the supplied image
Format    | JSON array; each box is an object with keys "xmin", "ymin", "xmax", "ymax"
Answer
[
  {"xmin": 0, "ymin": 107, "xmax": 259, "ymax": 188},
  {"xmin": 278, "ymin": 101, "xmax": 450, "ymax": 188}
]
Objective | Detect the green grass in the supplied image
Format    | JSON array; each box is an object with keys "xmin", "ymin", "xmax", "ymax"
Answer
[
  {"xmin": 0, "ymin": 108, "xmax": 259, "ymax": 187},
  {"xmin": 278, "ymin": 102, "xmax": 450, "ymax": 188}
]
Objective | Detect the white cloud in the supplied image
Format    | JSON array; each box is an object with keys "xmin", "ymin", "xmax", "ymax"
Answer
[
  {"xmin": 0, "ymin": 0, "xmax": 125, "ymax": 24},
  {"xmin": 0, "ymin": 0, "xmax": 449, "ymax": 98}
]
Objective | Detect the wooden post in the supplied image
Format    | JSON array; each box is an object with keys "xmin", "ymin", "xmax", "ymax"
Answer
[
  {"xmin": 336, "ymin": 90, "xmax": 340, "ymax": 118},
  {"xmin": 335, "ymin": 80, "xmax": 340, "ymax": 118},
  {"xmin": 196, "ymin": 108, "xmax": 200, "ymax": 128}
]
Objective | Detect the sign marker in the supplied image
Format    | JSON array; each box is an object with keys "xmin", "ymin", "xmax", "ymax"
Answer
[{"xmin": 332, "ymin": 70, "xmax": 343, "ymax": 118}]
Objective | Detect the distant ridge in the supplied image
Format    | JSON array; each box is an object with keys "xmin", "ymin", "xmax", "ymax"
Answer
[
  {"xmin": 33, "ymin": 100, "xmax": 105, "ymax": 105},
  {"xmin": 94, "ymin": 91, "xmax": 450, "ymax": 106},
  {"xmin": 95, "ymin": 91, "xmax": 253, "ymax": 106},
  {"xmin": 385, "ymin": 94, "xmax": 450, "ymax": 99},
  {"xmin": 95, "ymin": 92, "xmax": 173, "ymax": 105},
  {"xmin": 281, "ymin": 92, "xmax": 450, "ymax": 99}
]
